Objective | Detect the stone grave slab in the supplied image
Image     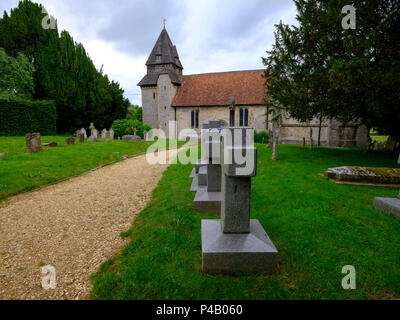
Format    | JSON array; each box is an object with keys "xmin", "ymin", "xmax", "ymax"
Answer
[
  {"xmin": 190, "ymin": 168, "xmax": 196, "ymax": 179},
  {"xmin": 373, "ymin": 197, "xmax": 400, "ymax": 219},
  {"xmin": 193, "ymin": 190, "xmax": 221, "ymax": 214},
  {"xmin": 202, "ymin": 219, "xmax": 278, "ymax": 274}
]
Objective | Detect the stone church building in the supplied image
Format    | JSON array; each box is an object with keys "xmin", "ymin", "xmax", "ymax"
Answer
[{"xmin": 138, "ymin": 28, "xmax": 369, "ymax": 147}]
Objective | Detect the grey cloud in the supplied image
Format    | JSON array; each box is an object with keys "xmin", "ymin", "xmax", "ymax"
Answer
[{"xmin": 97, "ymin": 0, "xmax": 185, "ymax": 56}]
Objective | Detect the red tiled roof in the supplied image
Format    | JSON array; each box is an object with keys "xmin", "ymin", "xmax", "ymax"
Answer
[{"xmin": 171, "ymin": 70, "xmax": 267, "ymax": 107}]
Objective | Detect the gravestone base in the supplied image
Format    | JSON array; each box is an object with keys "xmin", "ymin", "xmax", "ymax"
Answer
[
  {"xmin": 191, "ymin": 175, "xmax": 207, "ymax": 192},
  {"xmin": 202, "ymin": 219, "xmax": 278, "ymax": 274},
  {"xmin": 373, "ymin": 197, "xmax": 400, "ymax": 219},
  {"xmin": 190, "ymin": 168, "xmax": 196, "ymax": 179},
  {"xmin": 198, "ymin": 166, "xmax": 208, "ymax": 186},
  {"xmin": 196, "ymin": 159, "xmax": 207, "ymax": 173},
  {"xmin": 193, "ymin": 189, "xmax": 221, "ymax": 214}
]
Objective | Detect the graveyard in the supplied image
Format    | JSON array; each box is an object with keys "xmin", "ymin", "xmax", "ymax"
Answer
[
  {"xmin": 0, "ymin": 135, "xmax": 182, "ymax": 201},
  {"xmin": 90, "ymin": 142, "xmax": 400, "ymax": 300},
  {"xmin": 0, "ymin": 0, "xmax": 398, "ymax": 305}
]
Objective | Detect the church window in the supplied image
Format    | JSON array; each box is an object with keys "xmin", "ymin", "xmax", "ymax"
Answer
[
  {"xmin": 191, "ymin": 110, "xmax": 199, "ymax": 128},
  {"xmin": 239, "ymin": 108, "xmax": 249, "ymax": 126},
  {"xmin": 195, "ymin": 110, "xmax": 199, "ymax": 128},
  {"xmin": 229, "ymin": 109, "xmax": 235, "ymax": 126},
  {"xmin": 153, "ymin": 92, "xmax": 156, "ymax": 100}
]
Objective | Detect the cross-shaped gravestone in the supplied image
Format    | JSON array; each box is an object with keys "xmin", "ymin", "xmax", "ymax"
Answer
[
  {"xmin": 89, "ymin": 123, "xmax": 95, "ymax": 136},
  {"xmin": 201, "ymin": 126, "xmax": 278, "ymax": 274},
  {"xmin": 220, "ymin": 127, "xmax": 256, "ymax": 233}
]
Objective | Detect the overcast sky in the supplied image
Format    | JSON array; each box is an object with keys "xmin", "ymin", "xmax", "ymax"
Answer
[{"xmin": 1, "ymin": 0, "xmax": 298, "ymax": 105}]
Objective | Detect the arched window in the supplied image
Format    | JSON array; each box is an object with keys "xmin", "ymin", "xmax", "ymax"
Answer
[
  {"xmin": 239, "ymin": 108, "xmax": 249, "ymax": 126},
  {"xmin": 191, "ymin": 110, "xmax": 199, "ymax": 128},
  {"xmin": 195, "ymin": 110, "xmax": 199, "ymax": 128}
]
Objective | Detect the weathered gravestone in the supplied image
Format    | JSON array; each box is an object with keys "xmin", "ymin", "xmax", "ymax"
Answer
[
  {"xmin": 65, "ymin": 137, "xmax": 75, "ymax": 145},
  {"xmin": 193, "ymin": 121, "xmax": 222, "ymax": 214},
  {"xmin": 201, "ymin": 126, "xmax": 278, "ymax": 274},
  {"xmin": 41, "ymin": 142, "xmax": 58, "ymax": 147},
  {"xmin": 89, "ymin": 123, "xmax": 96, "ymax": 136},
  {"xmin": 88, "ymin": 123, "xmax": 99, "ymax": 142},
  {"xmin": 190, "ymin": 123, "xmax": 209, "ymax": 192},
  {"xmin": 373, "ymin": 151, "xmax": 400, "ymax": 219},
  {"xmin": 26, "ymin": 133, "xmax": 42, "ymax": 153},
  {"xmin": 100, "ymin": 129, "xmax": 107, "ymax": 139},
  {"xmin": 79, "ymin": 133, "xmax": 85, "ymax": 143},
  {"xmin": 80, "ymin": 128, "xmax": 87, "ymax": 138},
  {"xmin": 88, "ymin": 135, "xmax": 97, "ymax": 142},
  {"xmin": 93, "ymin": 129, "xmax": 99, "ymax": 139},
  {"xmin": 122, "ymin": 128, "xmax": 141, "ymax": 141},
  {"xmin": 109, "ymin": 128, "xmax": 114, "ymax": 140}
]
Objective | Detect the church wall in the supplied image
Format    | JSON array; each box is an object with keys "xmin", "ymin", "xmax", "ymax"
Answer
[
  {"xmin": 278, "ymin": 114, "xmax": 369, "ymax": 147},
  {"xmin": 157, "ymin": 74, "xmax": 178, "ymax": 138},
  {"xmin": 175, "ymin": 105, "xmax": 268, "ymax": 139},
  {"xmin": 173, "ymin": 105, "xmax": 368, "ymax": 147},
  {"xmin": 141, "ymin": 87, "xmax": 158, "ymax": 129}
]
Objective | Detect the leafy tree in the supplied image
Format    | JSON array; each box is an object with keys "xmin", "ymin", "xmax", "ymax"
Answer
[
  {"xmin": 126, "ymin": 104, "xmax": 143, "ymax": 122},
  {"xmin": 0, "ymin": 0, "xmax": 128, "ymax": 133},
  {"xmin": 0, "ymin": 0, "xmax": 51, "ymax": 61},
  {"xmin": 263, "ymin": 0, "xmax": 400, "ymax": 142},
  {"xmin": 0, "ymin": 48, "xmax": 34, "ymax": 99}
]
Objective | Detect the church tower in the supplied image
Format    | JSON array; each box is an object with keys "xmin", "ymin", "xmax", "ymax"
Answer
[{"xmin": 138, "ymin": 27, "xmax": 183, "ymax": 137}]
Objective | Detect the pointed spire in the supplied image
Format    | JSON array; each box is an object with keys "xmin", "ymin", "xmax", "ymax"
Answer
[
  {"xmin": 138, "ymin": 27, "xmax": 183, "ymax": 87},
  {"xmin": 145, "ymin": 28, "xmax": 182, "ymax": 68}
]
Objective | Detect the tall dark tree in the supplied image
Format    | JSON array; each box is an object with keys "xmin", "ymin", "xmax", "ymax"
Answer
[
  {"xmin": 0, "ymin": 0, "xmax": 128, "ymax": 133},
  {"xmin": 263, "ymin": 0, "xmax": 400, "ymax": 142}
]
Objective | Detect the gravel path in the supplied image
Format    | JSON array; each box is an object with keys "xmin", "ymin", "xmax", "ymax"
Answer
[{"xmin": 0, "ymin": 148, "xmax": 179, "ymax": 300}]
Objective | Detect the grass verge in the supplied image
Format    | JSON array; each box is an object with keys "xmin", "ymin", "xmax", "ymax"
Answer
[
  {"xmin": 90, "ymin": 144, "xmax": 400, "ymax": 299},
  {"xmin": 0, "ymin": 136, "xmax": 184, "ymax": 201}
]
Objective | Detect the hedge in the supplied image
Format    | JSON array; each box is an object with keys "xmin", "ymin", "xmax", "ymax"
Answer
[
  {"xmin": 0, "ymin": 98, "xmax": 57, "ymax": 136},
  {"xmin": 111, "ymin": 119, "xmax": 151, "ymax": 139},
  {"xmin": 254, "ymin": 130, "xmax": 269, "ymax": 144}
]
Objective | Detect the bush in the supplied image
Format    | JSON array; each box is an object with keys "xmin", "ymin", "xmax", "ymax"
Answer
[
  {"xmin": 0, "ymin": 98, "xmax": 57, "ymax": 136},
  {"xmin": 254, "ymin": 131, "xmax": 269, "ymax": 144},
  {"xmin": 111, "ymin": 119, "xmax": 151, "ymax": 139}
]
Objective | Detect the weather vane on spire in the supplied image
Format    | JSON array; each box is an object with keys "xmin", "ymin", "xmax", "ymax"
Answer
[{"xmin": 163, "ymin": 18, "xmax": 166, "ymax": 29}]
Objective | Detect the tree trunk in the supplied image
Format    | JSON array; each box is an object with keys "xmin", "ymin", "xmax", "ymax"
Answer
[
  {"xmin": 318, "ymin": 114, "xmax": 323, "ymax": 146},
  {"xmin": 272, "ymin": 120, "xmax": 280, "ymax": 160}
]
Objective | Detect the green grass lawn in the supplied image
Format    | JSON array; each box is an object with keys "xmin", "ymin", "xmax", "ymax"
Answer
[
  {"xmin": 90, "ymin": 144, "xmax": 400, "ymax": 300},
  {"xmin": 0, "ymin": 136, "xmax": 183, "ymax": 201},
  {"xmin": 370, "ymin": 130, "xmax": 389, "ymax": 144}
]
